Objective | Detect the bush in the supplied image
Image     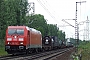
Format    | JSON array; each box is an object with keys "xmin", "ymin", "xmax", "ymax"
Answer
[{"xmin": 0, "ymin": 39, "xmax": 7, "ymax": 56}]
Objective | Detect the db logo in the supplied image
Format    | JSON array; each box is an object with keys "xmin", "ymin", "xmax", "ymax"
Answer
[{"xmin": 12, "ymin": 42, "xmax": 14, "ymax": 44}]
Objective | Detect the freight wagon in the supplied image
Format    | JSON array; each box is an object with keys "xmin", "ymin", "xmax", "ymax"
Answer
[{"xmin": 42, "ymin": 36, "xmax": 59, "ymax": 50}]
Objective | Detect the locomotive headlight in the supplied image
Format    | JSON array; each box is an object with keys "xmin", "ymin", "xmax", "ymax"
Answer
[
  {"xmin": 45, "ymin": 39, "xmax": 49, "ymax": 44},
  {"xmin": 46, "ymin": 39, "xmax": 48, "ymax": 42},
  {"xmin": 19, "ymin": 38, "xmax": 24, "ymax": 41},
  {"xmin": 20, "ymin": 42, "xmax": 23, "ymax": 44},
  {"xmin": 7, "ymin": 38, "xmax": 12, "ymax": 41},
  {"xmin": 8, "ymin": 42, "xmax": 10, "ymax": 44},
  {"xmin": 52, "ymin": 39, "xmax": 54, "ymax": 42}
]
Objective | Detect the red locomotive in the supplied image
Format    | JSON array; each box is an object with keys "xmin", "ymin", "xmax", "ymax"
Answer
[
  {"xmin": 5, "ymin": 26, "xmax": 42, "ymax": 54},
  {"xmin": 5, "ymin": 26, "xmax": 73, "ymax": 54}
]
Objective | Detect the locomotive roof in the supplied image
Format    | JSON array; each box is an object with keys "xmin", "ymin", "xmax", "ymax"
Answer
[
  {"xmin": 8, "ymin": 26, "xmax": 41, "ymax": 34},
  {"xmin": 30, "ymin": 28, "xmax": 41, "ymax": 34},
  {"xmin": 8, "ymin": 26, "xmax": 26, "ymax": 29},
  {"xmin": 26, "ymin": 26, "xmax": 41, "ymax": 34}
]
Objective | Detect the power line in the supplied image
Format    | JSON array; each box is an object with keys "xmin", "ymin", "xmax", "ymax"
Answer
[
  {"xmin": 37, "ymin": 0, "xmax": 61, "ymax": 24},
  {"xmin": 42, "ymin": 0, "xmax": 56, "ymax": 16},
  {"xmin": 37, "ymin": 0, "xmax": 77, "ymax": 38},
  {"xmin": 42, "ymin": 0, "xmax": 63, "ymax": 24},
  {"xmin": 37, "ymin": 0, "xmax": 69, "ymax": 32}
]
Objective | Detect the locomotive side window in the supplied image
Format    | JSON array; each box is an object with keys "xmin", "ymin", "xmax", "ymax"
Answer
[{"xmin": 8, "ymin": 29, "xmax": 24, "ymax": 35}]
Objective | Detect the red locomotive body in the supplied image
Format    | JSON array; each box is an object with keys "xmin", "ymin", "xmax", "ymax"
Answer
[{"xmin": 5, "ymin": 26, "xmax": 42, "ymax": 54}]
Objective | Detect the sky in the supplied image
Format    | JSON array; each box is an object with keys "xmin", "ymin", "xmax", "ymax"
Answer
[{"xmin": 28, "ymin": 0, "xmax": 90, "ymax": 40}]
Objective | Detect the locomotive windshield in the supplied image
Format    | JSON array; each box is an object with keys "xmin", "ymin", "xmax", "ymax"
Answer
[{"xmin": 8, "ymin": 29, "xmax": 24, "ymax": 35}]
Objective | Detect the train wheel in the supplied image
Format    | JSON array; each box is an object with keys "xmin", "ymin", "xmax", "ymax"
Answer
[
  {"xmin": 26, "ymin": 49, "xmax": 29, "ymax": 54},
  {"xmin": 42, "ymin": 49, "xmax": 45, "ymax": 52},
  {"xmin": 35, "ymin": 49, "xmax": 38, "ymax": 53}
]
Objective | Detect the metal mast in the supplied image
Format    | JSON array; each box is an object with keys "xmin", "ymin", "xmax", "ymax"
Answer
[
  {"xmin": 85, "ymin": 16, "xmax": 89, "ymax": 41},
  {"xmin": 75, "ymin": 2, "xmax": 79, "ymax": 52},
  {"xmin": 27, "ymin": 2, "xmax": 35, "ymax": 15},
  {"xmin": 75, "ymin": 1, "xmax": 86, "ymax": 53},
  {"xmin": 83, "ymin": 27, "xmax": 86, "ymax": 40}
]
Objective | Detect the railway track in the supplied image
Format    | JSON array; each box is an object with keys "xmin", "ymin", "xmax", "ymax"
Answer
[
  {"xmin": 0, "ymin": 54, "xmax": 27, "ymax": 60},
  {"xmin": 36, "ymin": 47, "xmax": 74, "ymax": 60},
  {"xmin": 0, "ymin": 47, "xmax": 74, "ymax": 60}
]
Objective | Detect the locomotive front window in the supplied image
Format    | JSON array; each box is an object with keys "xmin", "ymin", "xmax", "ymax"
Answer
[
  {"xmin": 8, "ymin": 29, "xmax": 24, "ymax": 35},
  {"xmin": 8, "ymin": 29, "xmax": 16, "ymax": 35},
  {"xmin": 17, "ymin": 29, "xmax": 24, "ymax": 35}
]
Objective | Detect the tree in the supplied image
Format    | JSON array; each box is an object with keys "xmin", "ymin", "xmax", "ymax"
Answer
[
  {"xmin": 0, "ymin": 0, "xmax": 6, "ymax": 39},
  {"xmin": 0, "ymin": 0, "xmax": 28, "ymax": 39},
  {"xmin": 66, "ymin": 38, "xmax": 77, "ymax": 46},
  {"xmin": 27, "ymin": 14, "xmax": 66, "ymax": 39},
  {"xmin": 57, "ymin": 30, "xmax": 66, "ymax": 41},
  {"xmin": 47, "ymin": 24, "xmax": 58, "ymax": 36},
  {"xmin": 27, "ymin": 14, "xmax": 47, "ymax": 36},
  {"xmin": 4, "ymin": 0, "xmax": 28, "ymax": 26}
]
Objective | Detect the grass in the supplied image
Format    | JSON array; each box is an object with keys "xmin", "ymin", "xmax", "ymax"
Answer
[
  {"xmin": 72, "ymin": 54, "xmax": 79, "ymax": 60},
  {"xmin": 78, "ymin": 42, "xmax": 90, "ymax": 60},
  {"xmin": 0, "ymin": 47, "xmax": 7, "ymax": 56},
  {"xmin": 0, "ymin": 39, "xmax": 7, "ymax": 56},
  {"xmin": 72, "ymin": 42, "xmax": 90, "ymax": 60}
]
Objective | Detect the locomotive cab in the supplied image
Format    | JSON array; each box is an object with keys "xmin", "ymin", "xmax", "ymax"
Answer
[{"xmin": 5, "ymin": 26, "xmax": 28, "ymax": 54}]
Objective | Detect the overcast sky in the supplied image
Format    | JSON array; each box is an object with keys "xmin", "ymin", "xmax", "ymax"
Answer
[{"xmin": 28, "ymin": 0, "xmax": 90, "ymax": 40}]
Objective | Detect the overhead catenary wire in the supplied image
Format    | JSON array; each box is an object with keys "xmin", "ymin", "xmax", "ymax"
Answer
[
  {"xmin": 37, "ymin": 0, "xmax": 61, "ymax": 24},
  {"xmin": 37, "ymin": 0, "xmax": 76, "ymax": 38},
  {"xmin": 40, "ymin": 0, "xmax": 65, "ymax": 25},
  {"xmin": 37, "ymin": 0, "xmax": 64, "ymax": 27},
  {"xmin": 42, "ymin": 0, "xmax": 56, "ymax": 17},
  {"xmin": 37, "ymin": 0, "xmax": 65, "ymax": 28}
]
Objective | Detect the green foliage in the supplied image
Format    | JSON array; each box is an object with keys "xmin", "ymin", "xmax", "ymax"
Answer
[
  {"xmin": 4, "ymin": 0, "xmax": 28, "ymax": 25},
  {"xmin": 78, "ymin": 41, "xmax": 90, "ymax": 60},
  {"xmin": 79, "ymin": 41, "xmax": 90, "ymax": 50},
  {"xmin": 47, "ymin": 24, "xmax": 58, "ymax": 36},
  {"xmin": 0, "ymin": 0, "xmax": 6, "ymax": 39},
  {"xmin": 0, "ymin": 0, "xmax": 28, "ymax": 39},
  {"xmin": 57, "ymin": 30, "xmax": 65, "ymax": 40},
  {"xmin": 0, "ymin": 39, "xmax": 7, "ymax": 56},
  {"xmin": 26, "ymin": 14, "xmax": 66, "ymax": 40},
  {"xmin": 27, "ymin": 14, "xmax": 47, "ymax": 36},
  {"xmin": 70, "ymin": 38, "xmax": 76, "ymax": 45},
  {"xmin": 0, "ymin": 47, "xmax": 7, "ymax": 56}
]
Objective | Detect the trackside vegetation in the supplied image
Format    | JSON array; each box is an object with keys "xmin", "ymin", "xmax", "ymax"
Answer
[
  {"xmin": 78, "ymin": 41, "xmax": 90, "ymax": 60},
  {"xmin": 71, "ymin": 41, "xmax": 90, "ymax": 60},
  {"xmin": 0, "ymin": 39, "xmax": 7, "ymax": 56}
]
